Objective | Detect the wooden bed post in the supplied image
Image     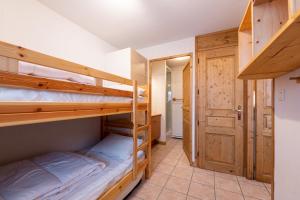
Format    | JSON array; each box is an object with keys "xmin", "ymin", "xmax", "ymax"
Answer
[
  {"xmin": 132, "ymin": 80, "xmax": 138, "ymax": 179},
  {"xmin": 146, "ymin": 60, "xmax": 152, "ymax": 178}
]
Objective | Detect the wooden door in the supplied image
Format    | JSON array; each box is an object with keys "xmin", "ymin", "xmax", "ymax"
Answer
[
  {"xmin": 256, "ymin": 79, "xmax": 273, "ymax": 183},
  {"xmin": 183, "ymin": 62, "xmax": 192, "ymax": 161},
  {"xmin": 198, "ymin": 46, "xmax": 244, "ymax": 175}
]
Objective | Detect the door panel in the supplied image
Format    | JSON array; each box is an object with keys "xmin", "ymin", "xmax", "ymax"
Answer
[
  {"xmin": 256, "ymin": 79, "xmax": 273, "ymax": 183},
  {"xmin": 183, "ymin": 62, "xmax": 191, "ymax": 161},
  {"xmin": 198, "ymin": 46, "xmax": 244, "ymax": 175}
]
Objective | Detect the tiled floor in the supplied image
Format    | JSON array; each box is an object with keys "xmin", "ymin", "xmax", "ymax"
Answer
[{"xmin": 127, "ymin": 138, "xmax": 271, "ymax": 200}]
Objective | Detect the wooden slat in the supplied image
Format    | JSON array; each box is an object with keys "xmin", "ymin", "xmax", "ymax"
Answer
[
  {"xmin": 0, "ymin": 71, "xmax": 133, "ymax": 97},
  {"xmin": 0, "ymin": 102, "xmax": 147, "ymax": 127},
  {"xmin": 0, "ymin": 41, "xmax": 132, "ymax": 85},
  {"xmin": 238, "ymin": 10, "xmax": 300, "ymax": 79},
  {"xmin": 138, "ymin": 142, "xmax": 148, "ymax": 151},
  {"xmin": 137, "ymin": 124, "xmax": 149, "ymax": 133}
]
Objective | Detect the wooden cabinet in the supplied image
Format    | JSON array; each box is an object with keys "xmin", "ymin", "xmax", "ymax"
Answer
[{"xmin": 151, "ymin": 114, "xmax": 161, "ymax": 142}]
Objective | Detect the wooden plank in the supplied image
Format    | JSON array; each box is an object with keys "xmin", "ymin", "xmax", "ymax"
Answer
[
  {"xmin": 132, "ymin": 80, "xmax": 138, "ymax": 179},
  {"xmin": 196, "ymin": 28, "xmax": 238, "ymax": 50},
  {"xmin": 254, "ymin": 0, "xmax": 274, "ymax": 6},
  {"xmin": 0, "ymin": 102, "xmax": 147, "ymax": 127},
  {"xmin": 238, "ymin": 9, "xmax": 300, "ymax": 79},
  {"xmin": 138, "ymin": 142, "xmax": 148, "ymax": 151},
  {"xmin": 0, "ymin": 40, "xmax": 132, "ymax": 85},
  {"xmin": 239, "ymin": 1, "xmax": 252, "ymax": 31},
  {"xmin": 0, "ymin": 56, "xmax": 19, "ymax": 73},
  {"xmin": 0, "ymin": 71, "xmax": 133, "ymax": 97},
  {"xmin": 146, "ymin": 60, "xmax": 152, "ymax": 178}
]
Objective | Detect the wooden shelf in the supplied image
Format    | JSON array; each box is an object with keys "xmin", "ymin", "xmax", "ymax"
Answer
[{"xmin": 238, "ymin": 9, "xmax": 300, "ymax": 80}]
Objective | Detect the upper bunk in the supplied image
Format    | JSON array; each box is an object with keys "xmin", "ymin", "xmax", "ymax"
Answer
[{"xmin": 0, "ymin": 41, "xmax": 150, "ymax": 127}]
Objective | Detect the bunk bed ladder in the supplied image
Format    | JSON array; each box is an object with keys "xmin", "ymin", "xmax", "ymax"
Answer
[{"xmin": 132, "ymin": 78, "xmax": 152, "ymax": 179}]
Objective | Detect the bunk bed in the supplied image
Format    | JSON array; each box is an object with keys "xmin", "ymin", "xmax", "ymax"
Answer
[{"xmin": 0, "ymin": 40, "xmax": 152, "ymax": 200}]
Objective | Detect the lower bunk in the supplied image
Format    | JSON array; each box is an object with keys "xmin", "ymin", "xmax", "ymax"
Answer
[{"xmin": 0, "ymin": 134, "xmax": 146, "ymax": 200}]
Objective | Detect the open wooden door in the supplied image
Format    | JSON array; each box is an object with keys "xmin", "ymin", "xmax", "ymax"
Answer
[
  {"xmin": 197, "ymin": 43, "xmax": 244, "ymax": 175},
  {"xmin": 183, "ymin": 62, "xmax": 192, "ymax": 162}
]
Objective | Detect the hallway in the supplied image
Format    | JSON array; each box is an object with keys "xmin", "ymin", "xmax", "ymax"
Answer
[{"xmin": 127, "ymin": 138, "xmax": 271, "ymax": 200}]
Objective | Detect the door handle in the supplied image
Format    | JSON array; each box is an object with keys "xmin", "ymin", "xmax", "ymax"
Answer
[{"xmin": 233, "ymin": 105, "xmax": 243, "ymax": 120}]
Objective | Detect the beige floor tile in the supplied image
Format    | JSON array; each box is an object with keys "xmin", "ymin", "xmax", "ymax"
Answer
[
  {"xmin": 188, "ymin": 182, "xmax": 215, "ymax": 200},
  {"xmin": 161, "ymin": 157, "xmax": 178, "ymax": 166},
  {"xmin": 237, "ymin": 176, "xmax": 265, "ymax": 187},
  {"xmin": 187, "ymin": 196, "xmax": 201, "ymax": 200},
  {"xmin": 172, "ymin": 165, "xmax": 193, "ymax": 180},
  {"xmin": 192, "ymin": 171, "xmax": 214, "ymax": 186},
  {"xmin": 154, "ymin": 163, "xmax": 175, "ymax": 175},
  {"xmin": 244, "ymin": 197, "xmax": 262, "ymax": 200},
  {"xmin": 147, "ymin": 171, "xmax": 170, "ymax": 187},
  {"xmin": 215, "ymin": 172, "xmax": 237, "ymax": 181},
  {"xmin": 157, "ymin": 188, "xmax": 187, "ymax": 200},
  {"xmin": 215, "ymin": 176, "xmax": 241, "ymax": 193},
  {"xmin": 133, "ymin": 182, "xmax": 162, "ymax": 200},
  {"xmin": 215, "ymin": 189, "xmax": 244, "ymax": 200},
  {"xmin": 193, "ymin": 167, "xmax": 215, "ymax": 176},
  {"xmin": 165, "ymin": 176, "xmax": 190, "ymax": 194},
  {"xmin": 240, "ymin": 182, "xmax": 271, "ymax": 200}
]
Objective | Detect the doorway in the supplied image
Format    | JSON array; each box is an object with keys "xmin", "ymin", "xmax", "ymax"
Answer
[{"xmin": 150, "ymin": 54, "xmax": 192, "ymax": 161}]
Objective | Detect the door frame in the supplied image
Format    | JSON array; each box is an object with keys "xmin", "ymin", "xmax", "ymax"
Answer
[{"xmin": 149, "ymin": 53, "xmax": 194, "ymax": 164}]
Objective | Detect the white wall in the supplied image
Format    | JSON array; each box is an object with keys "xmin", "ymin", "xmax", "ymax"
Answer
[
  {"xmin": 0, "ymin": 0, "xmax": 116, "ymax": 69},
  {"xmin": 0, "ymin": 0, "xmax": 118, "ymax": 164},
  {"xmin": 274, "ymin": 68, "xmax": 300, "ymax": 200},
  {"xmin": 151, "ymin": 60, "xmax": 167, "ymax": 142},
  {"xmin": 138, "ymin": 37, "xmax": 196, "ymax": 161}
]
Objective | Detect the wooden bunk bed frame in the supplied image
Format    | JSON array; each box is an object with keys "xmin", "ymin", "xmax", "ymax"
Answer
[{"xmin": 0, "ymin": 40, "xmax": 152, "ymax": 200}]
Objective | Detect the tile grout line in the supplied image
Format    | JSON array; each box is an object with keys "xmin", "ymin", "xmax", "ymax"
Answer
[
  {"xmin": 214, "ymin": 171, "xmax": 217, "ymax": 200},
  {"xmin": 154, "ymin": 144, "xmax": 183, "ymax": 199},
  {"xmin": 236, "ymin": 175, "xmax": 246, "ymax": 200}
]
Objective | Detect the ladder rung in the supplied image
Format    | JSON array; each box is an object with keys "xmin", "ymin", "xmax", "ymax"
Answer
[
  {"xmin": 136, "ymin": 124, "xmax": 149, "ymax": 133},
  {"xmin": 137, "ymin": 141, "xmax": 148, "ymax": 151}
]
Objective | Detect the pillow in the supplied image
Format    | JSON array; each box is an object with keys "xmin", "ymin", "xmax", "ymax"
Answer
[
  {"xmin": 0, "ymin": 160, "xmax": 61, "ymax": 200},
  {"xmin": 89, "ymin": 134, "xmax": 142, "ymax": 160},
  {"xmin": 32, "ymin": 152, "xmax": 105, "ymax": 186}
]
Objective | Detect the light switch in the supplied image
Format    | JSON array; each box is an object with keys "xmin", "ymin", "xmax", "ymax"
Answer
[{"xmin": 278, "ymin": 88, "xmax": 286, "ymax": 103}]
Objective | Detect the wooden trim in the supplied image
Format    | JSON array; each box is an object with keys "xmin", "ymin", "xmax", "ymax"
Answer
[
  {"xmin": 0, "ymin": 102, "xmax": 147, "ymax": 127},
  {"xmin": 149, "ymin": 53, "xmax": 192, "ymax": 63},
  {"xmin": 132, "ymin": 80, "xmax": 138, "ymax": 179},
  {"xmin": 0, "ymin": 40, "xmax": 132, "ymax": 85},
  {"xmin": 0, "ymin": 71, "xmax": 133, "ymax": 97},
  {"xmin": 145, "ymin": 59, "xmax": 152, "ymax": 178}
]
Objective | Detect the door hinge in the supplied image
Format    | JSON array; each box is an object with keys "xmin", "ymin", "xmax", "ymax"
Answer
[
  {"xmin": 197, "ymin": 120, "xmax": 199, "ymax": 126},
  {"xmin": 197, "ymin": 89, "xmax": 199, "ymax": 95},
  {"xmin": 197, "ymin": 58, "xmax": 199, "ymax": 64}
]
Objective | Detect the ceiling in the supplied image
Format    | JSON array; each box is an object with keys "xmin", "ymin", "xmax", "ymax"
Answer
[
  {"xmin": 39, "ymin": 0, "xmax": 248, "ymax": 49},
  {"xmin": 166, "ymin": 56, "xmax": 190, "ymax": 69}
]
